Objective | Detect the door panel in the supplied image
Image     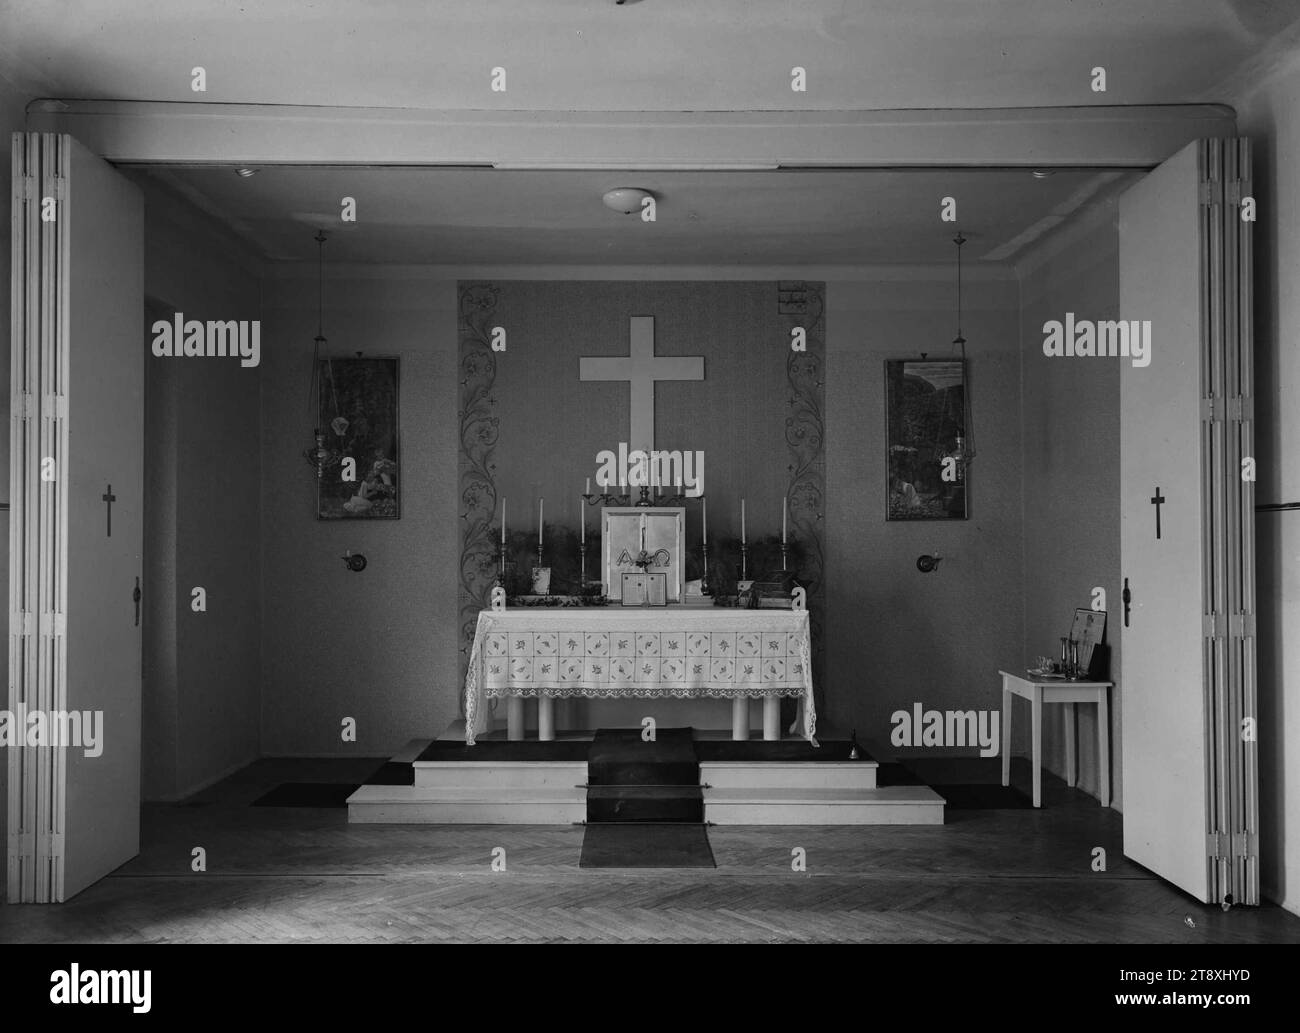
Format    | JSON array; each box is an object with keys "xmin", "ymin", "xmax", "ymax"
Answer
[
  {"xmin": 7, "ymin": 132, "xmax": 143, "ymax": 902},
  {"xmin": 1119, "ymin": 141, "xmax": 1212, "ymax": 903},
  {"xmin": 1119, "ymin": 138, "xmax": 1258, "ymax": 906}
]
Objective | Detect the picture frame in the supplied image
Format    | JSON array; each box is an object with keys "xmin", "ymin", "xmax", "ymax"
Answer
[
  {"xmin": 315, "ymin": 356, "xmax": 400, "ymax": 520},
  {"xmin": 1068, "ymin": 608, "xmax": 1108, "ymax": 678},
  {"xmin": 885, "ymin": 358, "xmax": 968, "ymax": 520}
]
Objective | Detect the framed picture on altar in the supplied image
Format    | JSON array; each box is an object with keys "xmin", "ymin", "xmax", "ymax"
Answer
[{"xmin": 885, "ymin": 358, "xmax": 968, "ymax": 521}]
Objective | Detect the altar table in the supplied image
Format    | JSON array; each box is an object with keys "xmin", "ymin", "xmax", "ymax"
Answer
[{"xmin": 463, "ymin": 607, "xmax": 817, "ymax": 746}]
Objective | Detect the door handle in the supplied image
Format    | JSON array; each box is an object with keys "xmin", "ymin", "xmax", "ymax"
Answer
[
  {"xmin": 1122, "ymin": 577, "xmax": 1132, "ymax": 628},
  {"xmin": 133, "ymin": 576, "xmax": 141, "ymax": 627}
]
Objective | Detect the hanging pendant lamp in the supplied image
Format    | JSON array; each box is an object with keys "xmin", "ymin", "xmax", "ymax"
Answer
[
  {"xmin": 950, "ymin": 231, "xmax": 975, "ymax": 479},
  {"xmin": 303, "ymin": 230, "xmax": 342, "ymax": 478}
]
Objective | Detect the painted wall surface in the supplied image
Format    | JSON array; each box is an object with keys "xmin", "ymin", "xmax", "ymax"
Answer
[
  {"xmin": 1017, "ymin": 203, "xmax": 1124, "ymax": 808},
  {"xmin": 259, "ymin": 275, "xmax": 460, "ymax": 756},
  {"xmin": 1233, "ymin": 59, "xmax": 1300, "ymax": 915},
  {"xmin": 824, "ymin": 275, "xmax": 1024, "ymax": 755},
  {"xmin": 138, "ymin": 181, "xmax": 263, "ymax": 800}
]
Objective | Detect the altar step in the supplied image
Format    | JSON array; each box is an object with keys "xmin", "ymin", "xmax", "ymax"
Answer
[
  {"xmin": 704, "ymin": 786, "xmax": 943, "ymax": 825},
  {"xmin": 348, "ymin": 785, "xmax": 587, "ymax": 824},
  {"xmin": 348, "ymin": 750, "xmax": 943, "ymax": 825}
]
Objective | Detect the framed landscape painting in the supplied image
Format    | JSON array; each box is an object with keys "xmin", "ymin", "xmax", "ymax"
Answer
[
  {"xmin": 885, "ymin": 359, "xmax": 968, "ymax": 521},
  {"xmin": 315, "ymin": 356, "xmax": 400, "ymax": 520}
]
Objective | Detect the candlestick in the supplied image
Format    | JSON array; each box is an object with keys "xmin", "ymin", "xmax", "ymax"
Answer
[
  {"xmin": 580, "ymin": 493, "xmax": 585, "ymax": 544},
  {"xmin": 782, "ymin": 496, "xmax": 788, "ymax": 544},
  {"xmin": 585, "ymin": 477, "xmax": 591, "ymax": 496},
  {"xmin": 701, "ymin": 540, "xmax": 711, "ymax": 596},
  {"xmin": 538, "ymin": 498, "xmax": 544, "ymax": 548},
  {"xmin": 741, "ymin": 497, "xmax": 746, "ymax": 543},
  {"xmin": 501, "ymin": 496, "xmax": 506, "ymax": 545},
  {"xmin": 702, "ymin": 497, "xmax": 708, "ymax": 546}
]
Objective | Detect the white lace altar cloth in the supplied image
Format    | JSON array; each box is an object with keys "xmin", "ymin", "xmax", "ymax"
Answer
[{"xmin": 463, "ymin": 607, "xmax": 816, "ymax": 745}]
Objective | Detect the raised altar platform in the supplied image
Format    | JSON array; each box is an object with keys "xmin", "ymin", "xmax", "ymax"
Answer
[{"xmin": 346, "ymin": 725, "xmax": 946, "ymax": 826}]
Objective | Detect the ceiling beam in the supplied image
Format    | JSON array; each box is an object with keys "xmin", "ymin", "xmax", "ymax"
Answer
[{"xmin": 25, "ymin": 100, "xmax": 1236, "ymax": 168}]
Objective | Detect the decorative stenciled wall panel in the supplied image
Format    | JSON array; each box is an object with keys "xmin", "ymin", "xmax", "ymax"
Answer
[{"xmin": 457, "ymin": 281, "xmax": 825, "ymax": 728}]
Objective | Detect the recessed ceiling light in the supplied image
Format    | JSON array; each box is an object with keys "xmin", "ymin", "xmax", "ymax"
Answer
[{"xmin": 236, "ymin": 167, "xmax": 258, "ymax": 178}]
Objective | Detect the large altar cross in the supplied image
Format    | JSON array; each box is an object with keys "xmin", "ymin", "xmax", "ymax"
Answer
[{"xmin": 579, "ymin": 316, "xmax": 705, "ymax": 455}]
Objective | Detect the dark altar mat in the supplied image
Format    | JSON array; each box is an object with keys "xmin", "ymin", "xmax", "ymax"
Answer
[
  {"xmin": 414, "ymin": 739, "xmax": 591, "ymax": 763},
  {"xmin": 587, "ymin": 726, "xmax": 699, "ymax": 786},
  {"xmin": 694, "ymin": 739, "xmax": 863, "ymax": 762},
  {"xmin": 579, "ymin": 823, "xmax": 716, "ymax": 869}
]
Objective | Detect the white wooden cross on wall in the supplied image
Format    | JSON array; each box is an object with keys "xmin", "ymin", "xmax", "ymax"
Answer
[{"xmin": 579, "ymin": 316, "xmax": 705, "ymax": 455}]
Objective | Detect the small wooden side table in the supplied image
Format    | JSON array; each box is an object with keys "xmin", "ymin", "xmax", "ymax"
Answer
[{"xmin": 999, "ymin": 670, "xmax": 1115, "ymax": 808}]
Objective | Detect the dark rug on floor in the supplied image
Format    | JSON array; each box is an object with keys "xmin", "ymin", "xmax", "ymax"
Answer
[
  {"xmin": 363, "ymin": 761, "xmax": 415, "ymax": 786},
  {"xmin": 930, "ymin": 783, "xmax": 1032, "ymax": 809},
  {"xmin": 876, "ymin": 761, "xmax": 926, "ymax": 787},
  {"xmin": 579, "ymin": 823, "xmax": 716, "ymax": 868},
  {"xmin": 252, "ymin": 783, "xmax": 360, "ymax": 808}
]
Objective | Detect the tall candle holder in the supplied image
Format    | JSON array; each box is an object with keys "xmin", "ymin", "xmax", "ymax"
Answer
[
  {"xmin": 701, "ymin": 541, "xmax": 711, "ymax": 596},
  {"xmin": 495, "ymin": 541, "xmax": 506, "ymax": 586},
  {"xmin": 779, "ymin": 540, "xmax": 789, "ymax": 571},
  {"xmin": 579, "ymin": 537, "xmax": 587, "ymax": 594},
  {"xmin": 740, "ymin": 541, "xmax": 749, "ymax": 581}
]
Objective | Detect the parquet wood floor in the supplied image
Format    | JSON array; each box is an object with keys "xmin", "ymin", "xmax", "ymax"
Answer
[{"xmin": 1, "ymin": 757, "xmax": 1296, "ymax": 943}]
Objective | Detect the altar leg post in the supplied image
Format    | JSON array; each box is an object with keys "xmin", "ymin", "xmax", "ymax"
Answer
[
  {"xmin": 731, "ymin": 698, "xmax": 749, "ymax": 741},
  {"xmin": 763, "ymin": 696, "xmax": 781, "ymax": 741},
  {"xmin": 538, "ymin": 697, "xmax": 555, "ymax": 742},
  {"xmin": 508, "ymin": 696, "xmax": 525, "ymax": 742}
]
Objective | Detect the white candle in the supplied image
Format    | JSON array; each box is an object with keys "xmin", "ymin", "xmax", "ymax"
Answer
[
  {"xmin": 538, "ymin": 498, "xmax": 544, "ymax": 548},
  {"xmin": 580, "ymin": 494, "xmax": 585, "ymax": 543},
  {"xmin": 741, "ymin": 498, "xmax": 746, "ymax": 543},
  {"xmin": 501, "ymin": 497, "xmax": 506, "ymax": 544},
  {"xmin": 585, "ymin": 477, "xmax": 591, "ymax": 496},
  {"xmin": 782, "ymin": 496, "xmax": 788, "ymax": 543},
  {"xmin": 702, "ymin": 497, "xmax": 708, "ymax": 546}
]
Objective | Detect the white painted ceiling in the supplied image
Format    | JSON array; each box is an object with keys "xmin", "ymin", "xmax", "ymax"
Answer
[
  {"xmin": 135, "ymin": 165, "xmax": 1140, "ymax": 266},
  {"xmin": 2, "ymin": 0, "xmax": 1298, "ymax": 112},
  {"xmin": 5, "ymin": 1, "xmax": 1288, "ymax": 266}
]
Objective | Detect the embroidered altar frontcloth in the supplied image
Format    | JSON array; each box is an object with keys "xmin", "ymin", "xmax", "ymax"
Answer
[{"xmin": 464, "ymin": 607, "xmax": 815, "ymax": 745}]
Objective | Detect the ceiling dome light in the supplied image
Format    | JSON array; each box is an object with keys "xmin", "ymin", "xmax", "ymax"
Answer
[
  {"xmin": 236, "ymin": 167, "xmax": 258, "ymax": 178},
  {"xmin": 1031, "ymin": 170, "xmax": 1054, "ymax": 179},
  {"xmin": 602, "ymin": 187, "xmax": 653, "ymax": 214}
]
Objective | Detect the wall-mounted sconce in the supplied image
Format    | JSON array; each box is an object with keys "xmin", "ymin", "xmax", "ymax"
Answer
[
  {"xmin": 343, "ymin": 550, "xmax": 367, "ymax": 572},
  {"xmin": 916, "ymin": 553, "xmax": 943, "ymax": 573}
]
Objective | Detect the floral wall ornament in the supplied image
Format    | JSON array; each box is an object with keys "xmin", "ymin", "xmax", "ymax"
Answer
[
  {"xmin": 459, "ymin": 283, "xmax": 504, "ymax": 689},
  {"xmin": 783, "ymin": 282, "xmax": 826, "ymax": 722}
]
